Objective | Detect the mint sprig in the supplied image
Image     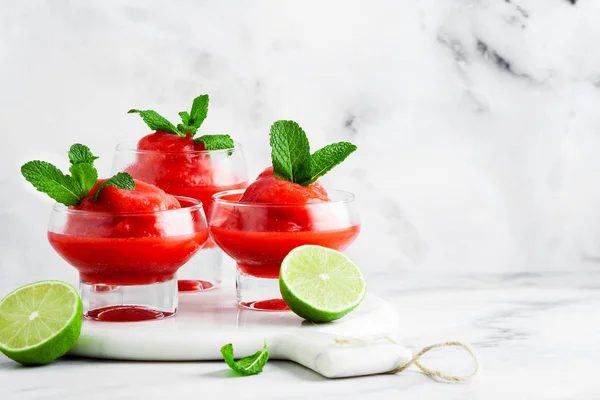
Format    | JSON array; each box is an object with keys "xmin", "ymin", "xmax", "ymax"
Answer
[
  {"xmin": 269, "ymin": 120, "xmax": 357, "ymax": 186},
  {"xmin": 220, "ymin": 342, "xmax": 269, "ymax": 376},
  {"xmin": 129, "ymin": 94, "xmax": 234, "ymax": 150},
  {"xmin": 93, "ymin": 172, "xmax": 136, "ymax": 201},
  {"xmin": 21, "ymin": 144, "xmax": 135, "ymax": 206}
]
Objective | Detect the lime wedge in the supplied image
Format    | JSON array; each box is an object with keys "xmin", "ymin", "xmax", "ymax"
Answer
[
  {"xmin": 279, "ymin": 245, "xmax": 366, "ymax": 322},
  {"xmin": 0, "ymin": 280, "xmax": 82, "ymax": 365}
]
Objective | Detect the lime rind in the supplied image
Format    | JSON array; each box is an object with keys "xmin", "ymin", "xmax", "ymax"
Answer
[
  {"xmin": 280, "ymin": 245, "xmax": 366, "ymax": 322},
  {"xmin": 0, "ymin": 280, "xmax": 82, "ymax": 365}
]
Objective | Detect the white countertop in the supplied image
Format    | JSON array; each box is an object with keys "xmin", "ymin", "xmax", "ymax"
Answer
[{"xmin": 2, "ymin": 270, "xmax": 598, "ymax": 399}]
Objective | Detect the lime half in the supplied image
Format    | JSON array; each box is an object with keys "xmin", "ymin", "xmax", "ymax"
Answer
[
  {"xmin": 279, "ymin": 245, "xmax": 366, "ymax": 322},
  {"xmin": 0, "ymin": 280, "xmax": 82, "ymax": 365}
]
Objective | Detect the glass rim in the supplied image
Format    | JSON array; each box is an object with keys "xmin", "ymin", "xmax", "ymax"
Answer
[
  {"xmin": 115, "ymin": 141, "xmax": 244, "ymax": 155},
  {"xmin": 212, "ymin": 189, "xmax": 356, "ymax": 208},
  {"xmin": 51, "ymin": 195, "xmax": 204, "ymax": 217}
]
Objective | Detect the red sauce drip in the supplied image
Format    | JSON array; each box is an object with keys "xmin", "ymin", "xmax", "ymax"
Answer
[
  {"xmin": 86, "ymin": 306, "xmax": 174, "ymax": 322},
  {"xmin": 177, "ymin": 279, "xmax": 214, "ymax": 292},
  {"xmin": 240, "ymin": 299, "xmax": 290, "ymax": 311}
]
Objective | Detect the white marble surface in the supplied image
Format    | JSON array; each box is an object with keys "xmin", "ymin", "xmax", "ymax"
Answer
[{"xmin": 2, "ymin": 270, "xmax": 599, "ymax": 399}]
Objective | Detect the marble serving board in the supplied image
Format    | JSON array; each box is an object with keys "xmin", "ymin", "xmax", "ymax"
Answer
[{"xmin": 68, "ymin": 288, "xmax": 412, "ymax": 378}]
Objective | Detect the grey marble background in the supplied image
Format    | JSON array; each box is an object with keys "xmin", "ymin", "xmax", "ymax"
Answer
[{"xmin": 1, "ymin": 0, "xmax": 600, "ymax": 293}]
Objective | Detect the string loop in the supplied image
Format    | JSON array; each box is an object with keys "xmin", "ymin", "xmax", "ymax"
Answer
[
  {"xmin": 390, "ymin": 341, "xmax": 479, "ymax": 383},
  {"xmin": 334, "ymin": 336, "xmax": 479, "ymax": 383}
]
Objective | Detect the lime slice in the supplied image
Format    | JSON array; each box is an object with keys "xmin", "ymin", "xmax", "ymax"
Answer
[
  {"xmin": 0, "ymin": 280, "xmax": 82, "ymax": 365},
  {"xmin": 279, "ymin": 245, "xmax": 366, "ymax": 322}
]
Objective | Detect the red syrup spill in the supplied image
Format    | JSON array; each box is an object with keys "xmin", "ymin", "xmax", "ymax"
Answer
[
  {"xmin": 177, "ymin": 280, "xmax": 214, "ymax": 292},
  {"xmin": 86, "ymin": 306, "xmax": 175, "ymax": 322},
  {"xmin": 240, "ymin": 298, "xmax": 290, "ymax": 311}
]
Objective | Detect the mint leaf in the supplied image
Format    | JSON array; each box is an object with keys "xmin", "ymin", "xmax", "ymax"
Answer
[
  {"xmin": 195, "ymin": 134, "xmax": 234, "ymax": 150},
  {"xmin": 269, "ymin": 120, "xmax": 311, "ymax": 184},
  {"xmin": 300, "ymin": 142, "xmax": 357, "ymax": 186},
  {"xmin": 179, "ymin": 111, "xmax": 190, "ymax": 125},
  {"xmin": 67, "ymin": 144, "xmax": 100, "ymax": 193},
  {"xmin": 69, "ymin": 163, "xmax": 98, "ymax": 194},
  {"xmin": 21, "ymin": 161, "xmax": 86, "ymax": 206},
  {"xmin": 128, "ymin": 109, "xmax": 183, "ymax": 137},
  {"xmin": 187, "ymin": 94, "xmax": 209, "ymax": 133},
  {"xmin": 68, "ymin": 144, "xmax": 98, "ymax": 165},
  {"xmin": 93, "ymin": 172, "xmax": 135, "ymax": 201},
  {"xmin": 220, "ymin": 342, "xmax": 269, "ymax": 376}
]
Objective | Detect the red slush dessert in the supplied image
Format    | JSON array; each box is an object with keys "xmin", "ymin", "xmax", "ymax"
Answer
[
  {"xmin": 211, "ymin": 167, "xmax": 360, "ymax": 279},
  {"xmin": 125, "ymin": 95, "xmax": 248, "ymax": 233},
  {"xmin": 126, "ymin": 131, "xmax": 247, "ymax": 235},
  {"xmin": 48, "ymin": 179, "xmax": 208, "ymax": 286}
]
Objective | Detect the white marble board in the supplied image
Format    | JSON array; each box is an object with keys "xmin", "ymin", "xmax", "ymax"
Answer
[{"xmin": 68, "ymin": 288, "xmax": 411, "ymax": 378}]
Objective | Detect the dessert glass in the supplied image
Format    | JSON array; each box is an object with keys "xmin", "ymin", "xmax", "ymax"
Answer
[
  {"xmin": 48, "ymin": 196, "xmax": 208, "ymax": 321},
  {"xmin": 209, "ymin": 189, "xmax": 360, "ymax": 311}
]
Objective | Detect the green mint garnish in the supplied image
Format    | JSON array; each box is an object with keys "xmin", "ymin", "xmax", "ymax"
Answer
[
  {"xmin": 93, "ymin": 172, "xmax": 136, "ymax": 201},
  {"xmin": 69, "ymin": 163, "xmax": 98, "ymax": 196},
  {"xmin": 186, "ymin": 94, "xmax": 209, "ymax": 132},
  {"xmin": 68, "ymin": 143, "xmax": 99, "ymax": 165},
  {"xmin": 129, "ymin": 94, "xmax": 234, "ymax": 151},
  {"xmin": 196, "ymin": 134, "xmax": 234, "ymax": 151},
  {"xmin": 21, "ymin": 161, "xmax": 86, "ymax": 206},
  {"xmin": 270, "ymin": 120, "xmax": 311, "ymax": 184},
  {"xmin": 269, "ymin": 120, "xmax": 357, "ymax": 186},
  {"xmin": 127, "ymin": 109, "xmax": 182, "ymax": 137},
  {"xmin": 304, "ymin": 142, "xmax": 357, "ymax": 186},
  {"xmin": 179, "ymin": 111, "xmax": 190, "ymax": 125},
  {"xmin": 21, "ymin": 144, "xmax": 135, "ymax": 206},
  {"xmin": 220, "ymin": 342, "xmax": 269, "ymax": 376},
  {"xmin": 68, "ymin": 144, "xmax": 99, "ymax": 194}
]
